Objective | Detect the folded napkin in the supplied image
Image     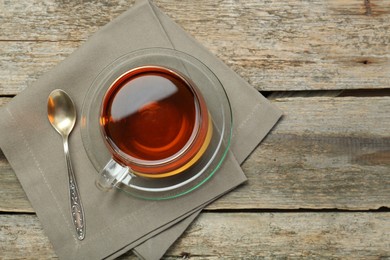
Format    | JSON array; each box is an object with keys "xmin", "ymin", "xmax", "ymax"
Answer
[{"xmin": 0, "ymin": 0, "xmax": 282, "ymax": 259}]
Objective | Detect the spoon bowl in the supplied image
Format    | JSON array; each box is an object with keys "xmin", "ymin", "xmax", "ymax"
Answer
[{"xmin": 48, "ymin": 91, "xmax": 76, "ymax": 136}]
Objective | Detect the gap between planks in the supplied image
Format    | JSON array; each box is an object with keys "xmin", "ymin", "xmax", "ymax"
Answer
[
  {"xmin": 203, "ymin": 207, "xmax": 390, "ymax": 214},
  {"xmin": 3, "ymin": 88, "xmax": 390, "ymax": 100}
]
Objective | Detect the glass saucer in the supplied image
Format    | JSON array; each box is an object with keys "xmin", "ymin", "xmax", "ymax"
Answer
[{"xmin": 80, "ymin": 48, "xmax": 232, "ymax": 200}]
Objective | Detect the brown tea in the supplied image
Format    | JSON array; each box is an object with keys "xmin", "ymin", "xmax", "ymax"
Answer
[{"xmin": 100, "ymin": 66, "xmax": 209, "ymax": 175}]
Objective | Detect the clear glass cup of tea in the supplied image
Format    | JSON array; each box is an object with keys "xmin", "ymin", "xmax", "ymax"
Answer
[{"xmin": 97, "ymin": 65, "xmax": 211, "ymax": 190}]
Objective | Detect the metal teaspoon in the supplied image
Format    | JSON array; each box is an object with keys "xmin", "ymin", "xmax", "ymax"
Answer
[{"xmin": 48, "ymin": 89, "xmax": 85, "ymax": 240}]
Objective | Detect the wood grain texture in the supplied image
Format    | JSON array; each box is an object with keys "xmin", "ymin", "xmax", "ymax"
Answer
[
  {"xmin": 1, "ymin": 213, "xmax": 389, "ymax": 259},
  {"xmin": 164, "ymin": 212, "xmax": 390, "ymax": 259},
  {"xmin": 1, "ymin": 96, "xmax": 389, "ymax": 212},
  {"xmin": 1, "ymin": 0, "xmax": 390, "ymax": 94},
  {"xmin": 0, "ymin": 42, "xmax": 78, "ymax": 95},
  {"xmin": 0, "ymin": 215, "xmax": 57, "ymax": 259},
  {"xmin": 216, "ymin": 96, "xmax": 390, "ymax": 210}
]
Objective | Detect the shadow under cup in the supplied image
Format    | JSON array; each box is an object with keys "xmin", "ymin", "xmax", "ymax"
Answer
[{"xmin": 97, "ymin": 66, "xmax": 211, "ymax": 189}]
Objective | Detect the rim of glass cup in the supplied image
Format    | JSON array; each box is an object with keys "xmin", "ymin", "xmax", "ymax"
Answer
[{"xmin": 99, "ymin": 65, "xmax": 206, "ymax": 170}]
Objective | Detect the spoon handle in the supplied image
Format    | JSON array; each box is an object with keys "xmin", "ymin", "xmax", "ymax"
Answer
[{"xmin": 63, "ymin": 137, "xmax": 86, "ymax": 241}]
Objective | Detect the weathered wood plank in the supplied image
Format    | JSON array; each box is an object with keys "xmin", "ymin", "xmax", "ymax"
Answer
[
  {"xmin": 1, "ymin": 0, "xmax": 390, "ymax": 94},
  {"xmin": 1, "ymin": 96, "xmax": 389, "ymax": 212},
  {"xmin": 214, "ymin": 96, "xmax": 390, "ymax": 210},
  {"xmin": 0, "ymin": 0, "xmax": 134, "ymax": 41},
  {"xmin": 164, "ymin": 212, "xmax": 390, "ymax": 259},
  {"xmin": 0, "ymin": 42, "xmax": 78, "ymax": 95},
  {"xmin": 0, "ymin": 214, "xmax": 57, "ymax": 258},
  {"xmin": 1, "ymin": 213, "xmax": 389, "ymax": 259},
  {"xmin": 0, "ymin": 98, "xmax": 12, "ymax": 106}
]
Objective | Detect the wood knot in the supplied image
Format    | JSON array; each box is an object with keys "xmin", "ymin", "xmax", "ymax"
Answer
[
  {"xmin": 180, "ymin": 252, "xmax": 191, "ymax": 259},
  {"xmin": 358, "ymin": 59, "xmax": 372, "ymax": 65}
]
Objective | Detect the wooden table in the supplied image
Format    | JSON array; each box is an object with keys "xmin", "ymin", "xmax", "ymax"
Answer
[{"xmin": 1, "ymin": 0, "xmax": 389, "ymax": 258}]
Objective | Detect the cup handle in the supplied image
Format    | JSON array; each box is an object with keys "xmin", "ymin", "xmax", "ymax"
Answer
[{"xmin": 96, "ymin": 158, "xmax": 130, "ymax": 191}]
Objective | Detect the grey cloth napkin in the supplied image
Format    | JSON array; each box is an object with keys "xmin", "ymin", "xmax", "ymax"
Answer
[{"xmin": 0, "ymin": 0, "xmax": 282, "ymax": 259}]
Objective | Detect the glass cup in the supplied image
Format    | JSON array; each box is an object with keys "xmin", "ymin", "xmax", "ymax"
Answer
[{"xmin": 97, "ymin": 65, "xmax": 211, "ymax": 189}]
